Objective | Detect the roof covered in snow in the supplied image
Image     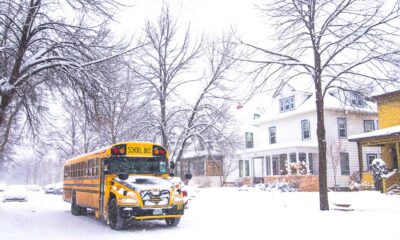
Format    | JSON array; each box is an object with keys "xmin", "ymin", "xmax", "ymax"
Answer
[
  {"xmin": 372, "ymin": 90, "xmax": 400, "ymax": 100},
  {"xmin": 348, "ymin": 125, "xmax": 400, "ymax": 141},
  {"xmin": 253, "ymin": 89, "xmax": 377, "ymax": 126}
]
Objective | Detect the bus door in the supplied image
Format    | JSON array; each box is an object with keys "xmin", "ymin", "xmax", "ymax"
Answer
[{"xmin": 99, "ymin": 158, "xmax": 106, "ymax": 220}]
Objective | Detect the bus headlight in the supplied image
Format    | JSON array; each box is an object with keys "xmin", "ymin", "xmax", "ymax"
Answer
[
  {"xmin": 118, "ymin": 197, "xmax": 138, "ymax": 205},
  {"xmin": 173, "ymin": 195, "xmax": 183, "ymax": 203}
]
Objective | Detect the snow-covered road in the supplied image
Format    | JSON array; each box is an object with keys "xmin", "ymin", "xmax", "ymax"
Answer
[{"xmin": 1, "ymin": 188, "xmax": 400, "ymax": 240}]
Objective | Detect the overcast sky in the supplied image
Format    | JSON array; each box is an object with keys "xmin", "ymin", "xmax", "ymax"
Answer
[{"xmin": 115, "ymin": 0, "xmax": 269, "ymax": 44}]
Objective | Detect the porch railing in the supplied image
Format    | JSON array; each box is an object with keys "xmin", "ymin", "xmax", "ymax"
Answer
[{"xmin": 382, "ymin": 170, "xmax": 399, "ymax": 193}]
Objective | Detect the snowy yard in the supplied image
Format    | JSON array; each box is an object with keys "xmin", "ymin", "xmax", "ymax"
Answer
[{"xmin": 1, "ymin": 188, "xmax": 400, "ymax": 240}]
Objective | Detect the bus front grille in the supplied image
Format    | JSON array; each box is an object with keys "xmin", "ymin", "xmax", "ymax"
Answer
[{"xmin": 140, "ymin": 189, "xmax": 170, "ymax": 206}]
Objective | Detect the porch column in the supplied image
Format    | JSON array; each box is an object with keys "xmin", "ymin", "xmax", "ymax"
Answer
[
  {"xmin": 397, "ymin": 142, "xmax": 400, "ymax": 170},
  {"xmin": 357, "ymin": 142, "xmax": 363, "ymax": 180}
]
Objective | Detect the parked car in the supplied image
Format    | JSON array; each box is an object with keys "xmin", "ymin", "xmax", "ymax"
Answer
[
  {"xmin": 53, "ymin": 182, "xmax": 63, "ymax": 195},
  {"xmin": 0, "ymin": 183, "xmax": 7, "ymax": 192},
  {"xmin": 3, "ymin": 185, "xmax": 28, "ymax": 202},
  {"xmin": 44, "ymin": 183, "xmax": 55, "ymax": 194},
  {"xmin": 26, "ymin": 184, "xmax": 41, "ymax": 192}
]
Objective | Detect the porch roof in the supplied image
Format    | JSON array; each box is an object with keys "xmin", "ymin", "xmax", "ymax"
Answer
[
  {"xmin": 238, "ymin": 141, "xmax": 318, "ymax": 156},
  {"xmin": 348, "ymin": 125, "xmax": 400, "ymax": 142}
]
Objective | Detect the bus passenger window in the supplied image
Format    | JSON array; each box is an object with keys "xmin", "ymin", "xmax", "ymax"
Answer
[
  {"xmin": 80, "ymin": 162, "xmax": 84, "ymax": 177},
  {"xmin": 78, "ymin": 163, "xmax": 82, "ymax": 177},
  {"xmin": 88, "ymin": 161, "xmax": 92, "ymax": 176},
  {"xmin": 95, "ymin": 159, "xmax": 99, "ymax": 176},
  {"xmin": 84, "ymin": 161, "xmax": 88, "ymax": 177},
  {"xmin": 90, "ymin": 160, "xmax": 96, "ymax": 176}
]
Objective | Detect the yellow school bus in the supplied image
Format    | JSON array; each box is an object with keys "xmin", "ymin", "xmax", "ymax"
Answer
[{"xmin": 63, "ymin": 141, "xmax": 188, "ymax": 230}]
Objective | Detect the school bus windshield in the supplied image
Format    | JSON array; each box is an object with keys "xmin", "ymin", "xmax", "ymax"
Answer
[{"xmin": 105, "ymin": 157, "xmax": 168, "ymax": 174}]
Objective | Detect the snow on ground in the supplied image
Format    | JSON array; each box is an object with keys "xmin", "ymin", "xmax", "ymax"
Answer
[{"xmin": 1, "ymin": 188, "xmax": 400, "ymax": 240}]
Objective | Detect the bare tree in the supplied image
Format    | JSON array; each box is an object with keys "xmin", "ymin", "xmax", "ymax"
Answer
[
  {"xmin": 327, "ymin": 137, "xmax": 346, "ymax": 190},
  {"xmin": 130, "ymin": 4, "xmax": 240, "ymax": 180},
  {"xmin": 90, "ymin": 58, "xmax": 154, "ymax": 145},
  {"xmin": 209, "ymin": 130, "xmax": 241, "ymax": 187},
  {"xmin": 52, "ymin": 98, "xmax": 98, "ymax": 158},
  {"xmin": 0, "ymin": 0, "xmax": 131, "ymax": 170},
  {"xmin": 240, "ymin": 0, "xmax": 400, "ymax": 210},
  {"xmin": 130, "ymin": 4, "xmax": 203, "ymax": 149},
  {"xmin": 169, "ymin": 37, "xmax": 239, "ymax": 166}
]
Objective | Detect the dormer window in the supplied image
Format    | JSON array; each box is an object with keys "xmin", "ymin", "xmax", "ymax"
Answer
[
  {"xmin": 348, "ymin": 91, "xmax": 364, "ymax": 107},
  {"xmin": 279, "ymin": 96, "xmax": 295, "ymax": 112}
]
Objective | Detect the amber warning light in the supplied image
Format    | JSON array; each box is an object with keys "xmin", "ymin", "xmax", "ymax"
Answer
[
  {"xmin": 111, "ymin": 145, "xmax": 126, "ymax": 155},
  {"xmin": 153, "ymin": 146, "xmax": 166, "ymax": 156}
]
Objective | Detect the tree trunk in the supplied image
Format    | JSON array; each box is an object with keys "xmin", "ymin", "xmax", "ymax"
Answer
[
  {"xmin": 0, "ymin": 92, "xmax": 13, "ymax": 130},
  {"xmin": 160, "ymin": 97, "xmax": 168, "ymax": 149},
  {"xmin": 315, "ymin": 80, "xmax": 329, "ymax": 210}
]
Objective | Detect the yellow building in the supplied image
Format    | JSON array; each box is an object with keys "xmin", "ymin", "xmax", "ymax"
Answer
[{"xmin": 349, "ymin": 90, "xmax": 400, "ymax": 192}]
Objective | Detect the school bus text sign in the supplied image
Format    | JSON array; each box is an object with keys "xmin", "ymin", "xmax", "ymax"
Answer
[{"xmin": 126, "ymin": 144, "xmax": 152, "ymax": 156}]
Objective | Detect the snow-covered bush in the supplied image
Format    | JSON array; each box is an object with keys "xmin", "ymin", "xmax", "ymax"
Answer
[
  {"xmin": 349, "ymin": 171, "xmax": 361, "ymax": 191},
  {"xmin": 371, "ymin": 158, "xmax": 387, "ymax": 193},
  {"xmin": 288, "ymin": 161, "xmax": 308, "ymax": 175}
]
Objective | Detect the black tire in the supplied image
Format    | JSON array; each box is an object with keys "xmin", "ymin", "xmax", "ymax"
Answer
[
  {"xmin": 165, "ymin": 217, "xmax": 180, "ymax": 227},
  {"xmin": 80, "ymin": 207, "xmax": 87, "ymax": 216},
  {"xmin": 109, "ymin": 198, "xmax": 124, "ymax": 230},
  {"xmin": 71, "ymin": 194, "xmax": 81, "ymax": 216}
]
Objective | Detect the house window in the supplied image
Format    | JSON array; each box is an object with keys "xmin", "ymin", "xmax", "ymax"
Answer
[
  {"xmin": 245, "ymin": 132, "xmax": 254, "ymax": 149},
  {"xmin": 301, "ymin": 120, "xmax": 311, "ymax": 140},
  {"xmin": 269, "ymin": 127, "xmax": 276, "ymax": 144},
  {"xmin": 349, "ymin": 92, "xmax": 364, "ymax": 106},
  {"xmin": 367, "ymin": 153, "xmax": 378, "ymax": 171},
  {"xmin": 279, "ymin": 96, "xmax": 295, "ymax": 112},
  {"xmin": 340, "ymin": 152, "xmax": 350, "ymax": 175},
  {"xmin": 289, "ymin": 153, "xmax": 297, "ymax": 174},
  {"xmin": 279, "ymin": 154, "xmax": 288, "ymax": 175},
  {"xmin": 298, "ymin": 152, "xmax": 307, "ymax": 175},
  {"xmin": 245, "ymin": 160, "xmax": 250, "ymax": 177},
  {"xmin": 308, "ymin": 153, "xmax": 313, "ymax": 174},
  {"xmin": 299, "ymin": 153, "xmax": 307, "ymax": 163},
  {"xmin": 364, "ymin": 120, "xmax": 375, "ymax": 132},
  {"xmin": 272, "ymin": 155, "xmax": 279, "ymax": 175},
  {"xmin": 337, "ymin": 118, "xmax": 347, "ymax": 138},
  {"xmin": 265, "ymin": 156, "xmax": 271, "ymax": 176},
  {"xmin": 253, "ymin": 113, "xmax": 260, "ymax": 120},
  {"xmin": 239, "ymin": 160, "xmax": 243, "ymax": 177},
  {"xmin": 289, "ymin": 153, "xmax": 296, "ymax": 163}
]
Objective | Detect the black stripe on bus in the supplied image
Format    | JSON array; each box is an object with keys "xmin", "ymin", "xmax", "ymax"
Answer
[
  {"xmin": 64, "ymin": 176, "xmax": 99, "ymax": 181},
  {"xmin": 64, "ymin": 188, "xmax": 100, "ymax": 194},
  {"xmin": 64, "ymin": 183, "xmax": 100, "ymax": 188}
]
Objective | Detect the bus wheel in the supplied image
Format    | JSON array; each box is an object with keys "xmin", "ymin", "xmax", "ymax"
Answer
[
  {"xmin": 80, "ymin": 207, "xmax": 87, "ymax": 216},
  {"xmin": 165, "ymin": 218, "xmax": 180, "ymax": 227},
  {"xmin": 71, "ymin": 194, "xmax": 81, "ymax": 216},
  {"xmin": 109, "ymin": 198, "xmax": 124, "ymax": 230}
]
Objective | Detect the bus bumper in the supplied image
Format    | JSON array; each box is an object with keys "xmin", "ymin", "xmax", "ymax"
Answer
[{"xmin": 120, "ymin": 204, "xmax": 184, "ymax": 220}]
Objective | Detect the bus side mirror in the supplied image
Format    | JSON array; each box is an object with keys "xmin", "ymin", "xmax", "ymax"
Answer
[
  {"xmin": 169, "ymin": 161, "xmax": 175, "ymax": 170},
  {"xmin": 118, "ymin": 173, "xmax": 129, "ymax": 180},
  {"xmin": 184, "ymin": 173, "xmax": 192, "ymax": 180}
]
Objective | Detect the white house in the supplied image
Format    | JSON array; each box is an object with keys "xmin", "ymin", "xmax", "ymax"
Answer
[{"xmin": 236, "ymin": 84, "xmax": 380, "ymax": 189}]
